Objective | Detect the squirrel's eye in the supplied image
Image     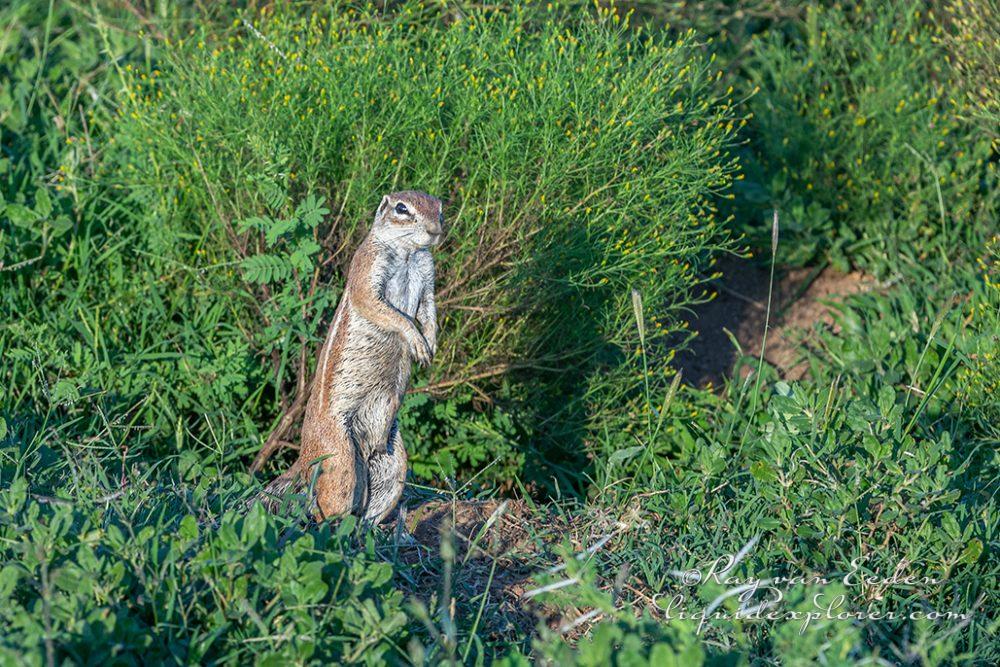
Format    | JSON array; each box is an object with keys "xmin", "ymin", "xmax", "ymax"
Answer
[{"xmin": 394, "ymin": 203, "xmax": 409, "ymax": 215}]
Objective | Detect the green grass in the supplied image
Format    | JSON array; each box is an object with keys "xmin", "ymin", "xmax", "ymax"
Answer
[
  {"xmin": 737, "ymin": 1, "xmax": 997, "ymax": 272},
  {"xmin": 1, "ymin": 1, "xmax": 998, "ymax": 664}
]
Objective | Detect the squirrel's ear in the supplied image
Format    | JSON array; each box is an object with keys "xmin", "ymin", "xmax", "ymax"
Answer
[{"xmin": 376, "ymin": 195, "xmax": 390, "ymax": 218}]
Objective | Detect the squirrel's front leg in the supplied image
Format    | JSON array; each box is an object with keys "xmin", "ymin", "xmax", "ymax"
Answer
[
  {"xmin": 349, "ymin": 246, "xmax": 432, "ymax": 365},
  {"xmin": 415, "ymin": 256, "xmax": 438, "ymax": 358},
  {"xmin": 415, "ymin": 293, "xmax": 437, "ymax": 359}
]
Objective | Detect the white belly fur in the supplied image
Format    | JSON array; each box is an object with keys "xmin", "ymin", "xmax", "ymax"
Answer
[{"xmin": 385, "ymin": 255, "xmax": 423, "ymax": 317}]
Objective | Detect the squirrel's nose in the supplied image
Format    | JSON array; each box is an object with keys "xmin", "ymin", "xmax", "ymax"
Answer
[{"xmin": 427, "ymin": 221, "xmax": 443, "ymax": 236}]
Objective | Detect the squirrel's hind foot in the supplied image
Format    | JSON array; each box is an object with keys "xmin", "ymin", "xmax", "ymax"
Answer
[{"xmin": 253, "ymin": 469, "xmax": 311, "ymax": 516}]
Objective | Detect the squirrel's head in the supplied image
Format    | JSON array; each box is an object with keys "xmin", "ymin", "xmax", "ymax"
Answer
[{"xmin": 373, "ymin": 190, "xmax": 444, "ymax": 250}]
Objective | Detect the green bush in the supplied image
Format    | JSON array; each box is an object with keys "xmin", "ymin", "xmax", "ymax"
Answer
[
  {"xmin": 0, "ymin": 0, "xmax": 264, "ymax": 469},
  {"xmin": 740, "ymin": 1, "xmax": 997, "ymax": 272},
  {"xmin": 945, "ymin": 0, "xmax": 1000, "ymax": 141},
  {"xmin": 105, "ymin": 0, "xmax": 742, "ymax": 485},
  {"xmin": 0, "ymin": 1, "xmax": 126, "ymax": 270},
  {"xmin": 523, "ymin": 615, "xmax": 711, "ymax": 666},
  {"xmin": 0, "ymin": 474, "xmax": 408, "ymax": 664}
]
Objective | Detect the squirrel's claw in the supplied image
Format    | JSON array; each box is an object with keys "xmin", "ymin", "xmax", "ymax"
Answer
[{"xmin": 405, "ymin": 329, "xmax": 432, "ymax": 367}]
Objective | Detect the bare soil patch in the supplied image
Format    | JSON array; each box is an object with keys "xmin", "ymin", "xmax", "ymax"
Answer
[
  {"xmin": 394, "ymin": 496, "xmax": 637, "ymax": 637},
  {"xmin": 396, "ymin": 498, "xmax": 547, "ymax": 635},
  {"xmin": 674, "ymin": 258, "xmax": 875, "ymax": 388}
]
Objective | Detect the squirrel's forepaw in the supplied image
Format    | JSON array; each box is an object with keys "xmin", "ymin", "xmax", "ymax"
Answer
[
  {"xmin": 405, "ymin": 330, "xmax": 432, "ymax": 367},
  {"xmin": 415, "ymin": 343, "xmax": 432, "ymax": 367}
]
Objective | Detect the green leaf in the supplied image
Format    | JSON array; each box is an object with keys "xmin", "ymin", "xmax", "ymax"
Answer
[
  {"xmin": 295, "ymin": 238, "xmax": 320, "ymax": 256},
  {"xmin": 179, "ymin": 515, "xmax": 199, "ymax": 542},
  {"xmin": 960, "ymin": 538, "xmax": 983, "ymax": 564},
  {"xmin": 236, "ymin": 215, "xmax": 273, "ymax": 234},
  {"xmin": 750, "ymin": 460, "xmax": 777, "ymax": 483},
  {"xmin": 260, "ymin": 179, "xmax": 287, "ymax": 211},
  {"xmin": 4, "ymin": 202, "xmax": 36, "ymax": 228},
  {"xmin": 33, "ymin": 187, "xmax": 52, "ymax": 218},
  {"xmin": 242, "ymin": 503, "xmax": 266, "ymax": 545},
  {"xmin": 773, "ymin": 381, "xmax": 793, "ymax": 398},
  {"xmin": 49, "ymin": 216, "xmax": 73, "ymax": 237},
  {"xmin": 608, "ymin": 445, "xmax": 644, "ymax": 467},
  {"xmin": 0, "ymin": 566, "xmax": 21, "ymax": 600},
  {"xmin": 5, "ymin": 477, "xmax": 27, "ymax": 513},
  {"xmin": 289, "ymin": 239, "xmax": 320, "ymax": 272},
  {"xmin": 264, "ymin": 217, "xmax": 299, "ymax": 246},
  {"xmin": 240, "ymin": 254, "xmax": 292, "ymax": 284},
  {"xmin": 877, "ymin": 384, "xmax": 896, "ymax": 415},
  {"xmin": 941, "ymin": 513, "xmax": 960, "ymax": 540},
  {"xmin": 50, "ymin": 378, "xmax": 80, "ymax": 405},
  {"xmin": 288, "ymin": 249, "xmax": 312, "ymax": 273},
  {"xmin": 295, "ymin": 194, "xmax": 329, "ymax": 228}
]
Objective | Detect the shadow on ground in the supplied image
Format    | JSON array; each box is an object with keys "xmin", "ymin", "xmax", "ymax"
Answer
[{"xmin": 674, "ymin": 257, "xmax": 873, "ymax": 388}]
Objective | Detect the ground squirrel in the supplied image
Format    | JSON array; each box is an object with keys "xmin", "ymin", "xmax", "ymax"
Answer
[{"xmin": 264, "ymin": 190, "xmax": 443, "ymax": 523}]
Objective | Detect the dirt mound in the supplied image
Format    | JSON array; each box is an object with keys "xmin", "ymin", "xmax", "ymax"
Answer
[
  {"xmin": 674, "ymin": 258, "xmax": 874, "ymax": 388},
  {"xmin": 394, "ymin": 498, "xmax": 544, "ymax": 634},
  {"xmin": 404, "ymin": 498, "xmax": 537, "ymax": 556},
  {"xmin": 395, "ymin": 497, "xmax": 634, "ymax": 637}
]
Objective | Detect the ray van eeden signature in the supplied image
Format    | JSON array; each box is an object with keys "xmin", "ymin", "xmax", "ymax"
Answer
[
  {"xmin": 649, "ymin": 554, "xmax": 963, "ymax": 635},
  {"xmin": 673, "ymin": 554, "xmax": 943, "ymax": 591}
]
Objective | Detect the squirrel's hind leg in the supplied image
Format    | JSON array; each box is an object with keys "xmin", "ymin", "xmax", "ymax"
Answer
[
  {"xmin": 363, "ymin": 424, "xmax": 407, "ymax": 524},
  {"xmin": 310, "ymin": 420, "xmax": 369, "ymax": 520}
]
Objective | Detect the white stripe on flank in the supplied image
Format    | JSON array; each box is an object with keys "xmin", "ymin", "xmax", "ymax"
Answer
[{"xmin": 317, "ymin": 301, "xmax": 346, "ymax": 406}]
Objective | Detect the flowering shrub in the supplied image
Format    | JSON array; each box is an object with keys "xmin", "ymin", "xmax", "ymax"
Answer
[
  {"xmin": 945, "ymin": 0, "xmax": 1000, "ymax": 141},
  {"xmin": 741, "ymin": 1, "xmax": 997, "ymax": 272},
  {"xmin": 112, "ymin": 1, "xmax": 743, "ymax": 483}
]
